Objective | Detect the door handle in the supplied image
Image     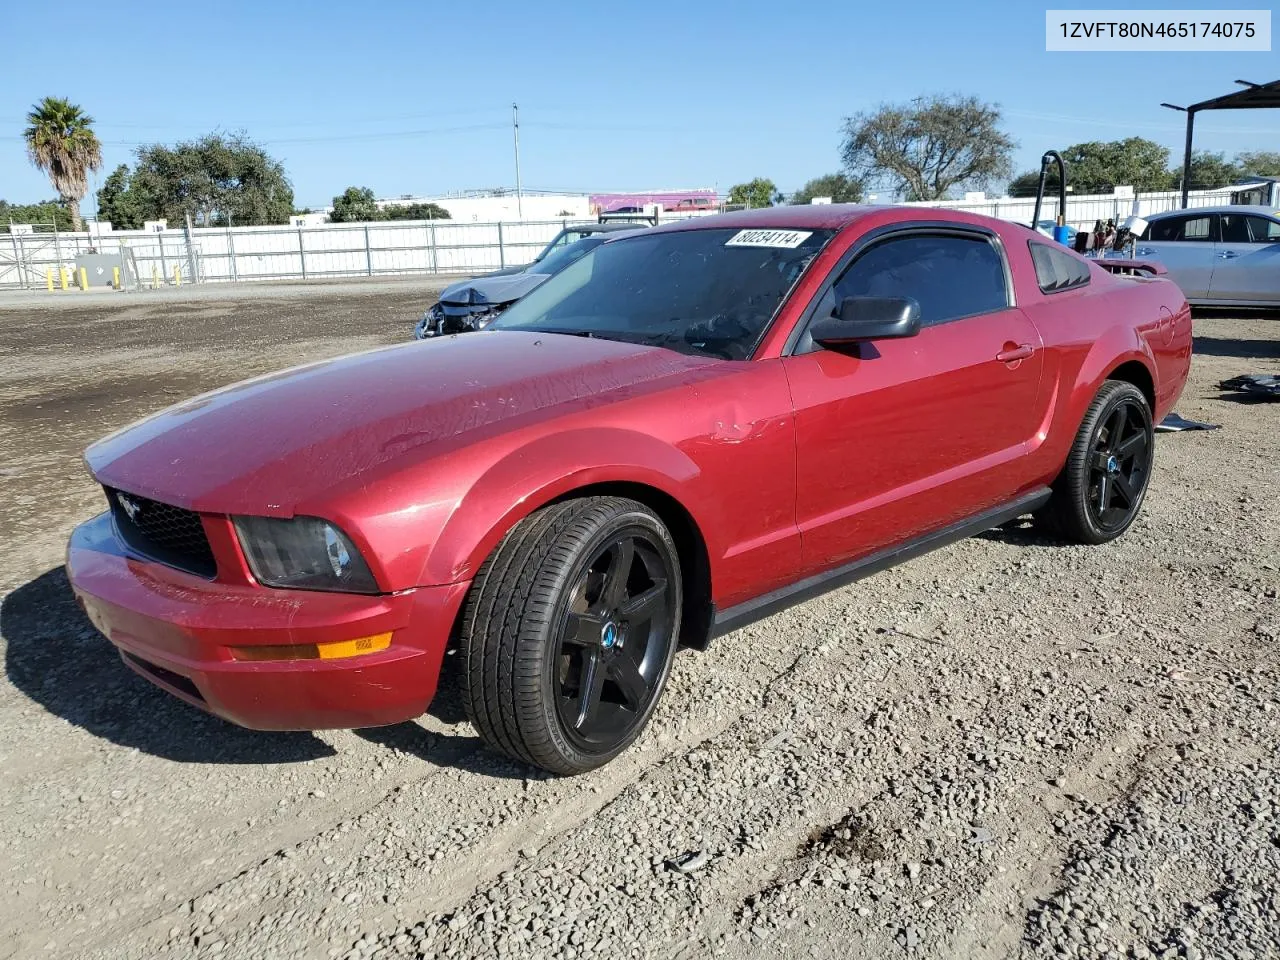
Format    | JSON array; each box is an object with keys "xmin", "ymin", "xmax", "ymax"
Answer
[
  {"xmin": 1217, "ymin": 251, "xmax": 1239, "ymax": 259},
  {"xmin": 996, "ymin": 343, "xmax": 1035, "ymax": 363}
]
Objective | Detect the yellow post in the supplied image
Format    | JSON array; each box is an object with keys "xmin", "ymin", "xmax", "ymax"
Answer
[
  {"xmin": 60, "ymin": 268, "xmax": 69, "ymax": 291},
  {"xmin": 112, "ymin": 266, "xmax": 121, "ymax": 290},
  {"xmin": 78, "ymin": 267, "xmax": 89, "ymax": 291},
  {"xmin": 173, "ymin": 266, "xmax": 181, "ymax": 286},
  {"xmin": 152, "ymin": 266, "xmax": 160, "ymax": 289},
  {"xmin": 46, "ymin": 269, "xmax": 54, "ymax": 291}
]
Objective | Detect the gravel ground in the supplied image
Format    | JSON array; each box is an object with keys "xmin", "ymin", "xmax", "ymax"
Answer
[{"xmin": 0, "ymin": 286, "xmax": 1276, "ymax": 960}]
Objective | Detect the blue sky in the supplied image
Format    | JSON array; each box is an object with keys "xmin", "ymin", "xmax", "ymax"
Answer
[{"xmin": 1, "ymin": 0, "xmax": 1274, "ymax": 212}]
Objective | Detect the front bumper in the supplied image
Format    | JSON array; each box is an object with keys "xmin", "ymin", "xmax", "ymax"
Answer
[{"xmin": 66, "ymin": 512, "xmax": 470, "ymax": 730}]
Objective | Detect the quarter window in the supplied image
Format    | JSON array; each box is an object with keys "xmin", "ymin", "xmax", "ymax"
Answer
[
  {"xmin": 1028, "ymin": 242, "xmax": 1092, "ymax": 294},
  {"xmin": 1245, "ymin": 215, "xmax": 1280, "ymax": 243},
  {"xmin": 831, "ymin": 233, "xmax": 1009, "ymax": 326}
]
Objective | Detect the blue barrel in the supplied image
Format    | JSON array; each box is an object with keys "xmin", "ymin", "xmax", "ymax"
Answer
[{"xmin": 1053, "ymin": 225, "xmax": 1072, "ymax": 246}]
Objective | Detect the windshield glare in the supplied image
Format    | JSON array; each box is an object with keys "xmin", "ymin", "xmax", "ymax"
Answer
[
  {"xmin": 535, "ymin": 229, "xmax": 591, "ymax": 259},
  {"xmin": 490, "ymin": 227, "xmax": 833, "ymax": 360}
]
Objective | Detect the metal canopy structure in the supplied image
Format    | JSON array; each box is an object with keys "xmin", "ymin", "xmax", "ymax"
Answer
[{"xmin": 1161, "ymin": 79, "xmax": 1280, "ymax": 209}]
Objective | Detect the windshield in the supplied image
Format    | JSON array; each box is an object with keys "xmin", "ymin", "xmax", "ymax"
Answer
[
  {"xmin": 529, "ymin": 236, "xmax": 604, "ymax": 277},
  {"xmin": 490, "ymin": 227, "xmax": 834, "ymax": 360}
]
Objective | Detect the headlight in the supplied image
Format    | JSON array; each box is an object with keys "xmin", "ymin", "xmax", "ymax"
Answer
[{"xmin": 233, "ymin": 515, "xmax": 379, "ymax": 594}]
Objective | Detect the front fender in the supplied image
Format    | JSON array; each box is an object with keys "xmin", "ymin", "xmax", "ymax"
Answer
[{"xmin": 420, "ymin": 427, "xmax": 716, "ymax": 587}]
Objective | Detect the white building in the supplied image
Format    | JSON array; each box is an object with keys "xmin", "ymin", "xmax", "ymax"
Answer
[{"xmin": 374, "ymin": 191, "xmax": 591, "ymax": 223}]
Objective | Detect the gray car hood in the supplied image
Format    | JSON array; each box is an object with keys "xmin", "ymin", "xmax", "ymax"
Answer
[{"xmin": 438, "ymin": 271, "xmax": 550, "ymax": 314}]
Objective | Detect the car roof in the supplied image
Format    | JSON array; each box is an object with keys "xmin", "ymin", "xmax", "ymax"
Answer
[
  {"xmin": 642, "ymin": 203, "xmax": 1019, "ymax": 236},
  {"xmin": 1146, "ymin": 204, "xmax": 1279, "ymax": 219}
]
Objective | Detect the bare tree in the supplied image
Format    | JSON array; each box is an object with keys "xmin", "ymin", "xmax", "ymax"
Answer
[{"xmin": 841, "ymin": 95, "xmax": 1015, "ymax": 201}]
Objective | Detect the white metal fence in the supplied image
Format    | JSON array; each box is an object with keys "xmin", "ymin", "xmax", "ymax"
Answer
[
  {"xmin": 0, "ymin": 185, "xmax": 1244, "ymax": 291},
  {"xmin": 0, "ymin": 218, "xmax": 629, "ymax": 290},
  {"xmin": 899, "ymin": 186, "xmax": 1237, "ymax": 231}
]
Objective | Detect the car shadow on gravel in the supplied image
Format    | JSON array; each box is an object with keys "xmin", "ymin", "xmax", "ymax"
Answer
[
  {"xmin": 1192, "ymin": 334, "xmax": 1280, "ymax": 359},
  {"xmin": 352, "ymin": 652, "xmax": 540, "ymax": 782},
  {"xmin": 2, "ymin": 567, "xmax": 335, "ymax": 764},
  {"xmin": 974, "ymin": 519, "xmax": 1066, "ymax": 549}
]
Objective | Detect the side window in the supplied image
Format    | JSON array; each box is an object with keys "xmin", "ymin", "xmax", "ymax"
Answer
[
  {"xmin": 831, "ymin": 233, "xmax": 1009, "ymax": 326},
  {"xmin": 1245, "ymin": 216, "xmax": 1280, "ymax": 243},
  {"xmin": 1147, "ymin": 215, "xmax": 1213, "ymax": 242},
  {"xmin": 1219, "ymin": 215, "xmax": 1252, "ymax": 244},
  {"xmin": 1184, "ymin": 216, "xmax": 1212, "ymax": 240},
  {"xmin": 1028, "ymin": 242, "xmax": 1092, "ymax": 294}
]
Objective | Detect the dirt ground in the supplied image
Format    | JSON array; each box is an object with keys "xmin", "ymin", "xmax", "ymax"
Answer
[{"xmin": 0, "ymin": 284, "xmax": 1276, "ymax": 960}]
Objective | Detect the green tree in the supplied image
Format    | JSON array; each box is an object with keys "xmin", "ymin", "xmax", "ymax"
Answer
[
  {"xmin": 328, "ymin": 186, "xmax": 381, "ymax": 223},
  {"xmin": 23, "ymin": 96, "xmax": 102, "ymax": 231},
  {"xmin": 1008, "ymin": 138, "xmax": 1173, "ymax": 197},
  {"xmin": 381, "ymin": 201, "xmax": 451, "ymax": 221},
  {"xmin": 0, "ymin": 199, "xmax": 75, "ymax": 232},
  {"xmin": 1007, "ymin": 169, "xmax": 1062, "ymax": 198},
  {"xmin": 727, "ymin": 178, "xmax": 778, "ymax": 208},
  {"xmin": 1235, "ymin": 151, "xmax": 1280, "ymax": 177},
  {"xmin": 841, "ymin": 95, "xmax": 1015, "ymax": 201},
  {"xmin": 1181, "ymin": 151, "xmax": 1243, "ymax": 190},
  {"xmin": 789, "ymin": 173, "xmax": 863, "ymax": 205},
  {"xmin": 95, "ymin": 164, "xmax": 149, "ymax": 229},
  {"xmin": 121, "ymin": 133, "xmax": 295, "ymax": 226}
]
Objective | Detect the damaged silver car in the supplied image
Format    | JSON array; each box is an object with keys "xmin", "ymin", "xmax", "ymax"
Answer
[{"xmin": 414, "ymin": 228, "xmax": 641, "ymax": 339}]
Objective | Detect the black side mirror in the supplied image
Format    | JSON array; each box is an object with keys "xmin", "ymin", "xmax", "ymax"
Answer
[{"xmin": 810, "ymin": 296, "xmax": 922, "ymax": 347}]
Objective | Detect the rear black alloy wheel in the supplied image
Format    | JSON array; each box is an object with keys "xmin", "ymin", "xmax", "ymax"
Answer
[
  {"xmin": 460, "ymin": 497, "xmax": 682, "ymax": 775},
  {"xmin": 1085, "ymin": 397, "xmax": 1151, "ymax": 534},
  {"xmin": 1035, "ymin": 380, "xmax": 1154, "ymax": 545}
]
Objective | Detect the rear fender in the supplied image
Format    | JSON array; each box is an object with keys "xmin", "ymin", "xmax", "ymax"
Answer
[
  {"xmin": 1066, "ymin": 327, "xmax": 1157, "ymax": 439},
  {"xmin": 421, "ymin": 428, "xmax": 717, "ymax": 587}
]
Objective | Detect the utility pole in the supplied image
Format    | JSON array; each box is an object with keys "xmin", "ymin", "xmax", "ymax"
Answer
[{"xmin": 512, "ymin": 102, "xmax": 523, "ymax": 220}]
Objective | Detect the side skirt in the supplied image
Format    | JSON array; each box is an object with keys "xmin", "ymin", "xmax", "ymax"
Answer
[{"xmin": 709, "ymin": 487, "xmax": 1052, "ymax": 639}]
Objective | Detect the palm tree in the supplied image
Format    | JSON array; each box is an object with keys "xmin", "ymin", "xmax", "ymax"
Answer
[{"xmin": 24, "ymin": 97, "xmax": 102, "ymax": 231}]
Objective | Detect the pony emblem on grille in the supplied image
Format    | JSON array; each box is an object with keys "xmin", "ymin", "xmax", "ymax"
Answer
[{"xmin": 115, "ymin": 492, "xmax": 142, "ymax": 522}]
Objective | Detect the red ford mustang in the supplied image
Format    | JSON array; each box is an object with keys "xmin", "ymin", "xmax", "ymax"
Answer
[{"xmin": 67, "ymin": 206, "xmax": 1192, "ymax": 774}]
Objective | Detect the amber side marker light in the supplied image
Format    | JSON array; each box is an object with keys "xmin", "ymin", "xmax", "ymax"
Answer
[{"xmin": 230, "ymin": 633, "xmax": 392, "ymax": 662}]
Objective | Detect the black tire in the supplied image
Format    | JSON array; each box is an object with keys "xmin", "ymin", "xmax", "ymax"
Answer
[
  {"xmin": 459, "ymin": 496, "xmax": 683, "ymax": 775},
  {"xmin": 1035, "ymin": 380, "xmax": 1155, "ymax": 545}
]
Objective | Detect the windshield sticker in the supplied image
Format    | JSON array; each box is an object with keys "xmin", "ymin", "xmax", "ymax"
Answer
[{"xmin": 724, "ymin": 229, "xmax": 813, "ymax": 249}]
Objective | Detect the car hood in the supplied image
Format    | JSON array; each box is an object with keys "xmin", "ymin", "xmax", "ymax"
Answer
[
  {"xmin": 437, "ymin": 272, "xmax": 548, "ymax": 312},
  {"xmin": 86, "ymin": 332, "xmax": 721, "ymax": 515}
]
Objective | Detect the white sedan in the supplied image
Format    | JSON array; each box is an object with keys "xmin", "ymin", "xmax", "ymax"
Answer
[{"xmin": 1134, "ymin": 205, "xmax": 1280, "ymax": 307}]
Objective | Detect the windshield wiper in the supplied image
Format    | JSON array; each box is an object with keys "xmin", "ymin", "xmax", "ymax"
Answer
[
  {"xmin": 515, "ymin": 326, "xmax": 703, "ymax": 355},
  {"xmin": 519, "ymin": 327, "xmax": 599, "ymax": 339}
]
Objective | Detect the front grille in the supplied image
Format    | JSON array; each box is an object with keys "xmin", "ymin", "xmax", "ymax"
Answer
[{"xmin": 106, "ymin": 487, "xmax": 218, "ymax": 578}]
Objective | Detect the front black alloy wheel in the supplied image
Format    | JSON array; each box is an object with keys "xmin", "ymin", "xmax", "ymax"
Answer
[
  {"xmin": 1035, "ymin": 380, "xmax": 1155, "ymax": 544},
  {"xmin": 554, "ymin": 533, "xmax": 675, "ymax": 752},
  {"xmin": 460, "ymin": 497, "xmax": 682, "ymax": 774}
]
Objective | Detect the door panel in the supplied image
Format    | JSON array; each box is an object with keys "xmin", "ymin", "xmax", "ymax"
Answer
[
  {"xmin": 1207, "ymin": 214, "xmax": 1280, "ymax": 303},
  {"xmin": 1136, "ymin": 213, "xmax": 1216, "ymax": 300},
  {"xmin": 784, "ymin": 306, "xmax": 1045, "ymax": 574}
]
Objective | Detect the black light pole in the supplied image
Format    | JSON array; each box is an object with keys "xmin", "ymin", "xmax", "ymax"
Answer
[{"xmin": 1161, "ymin": 102, "xmax": 1193, "ymax": 209}]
